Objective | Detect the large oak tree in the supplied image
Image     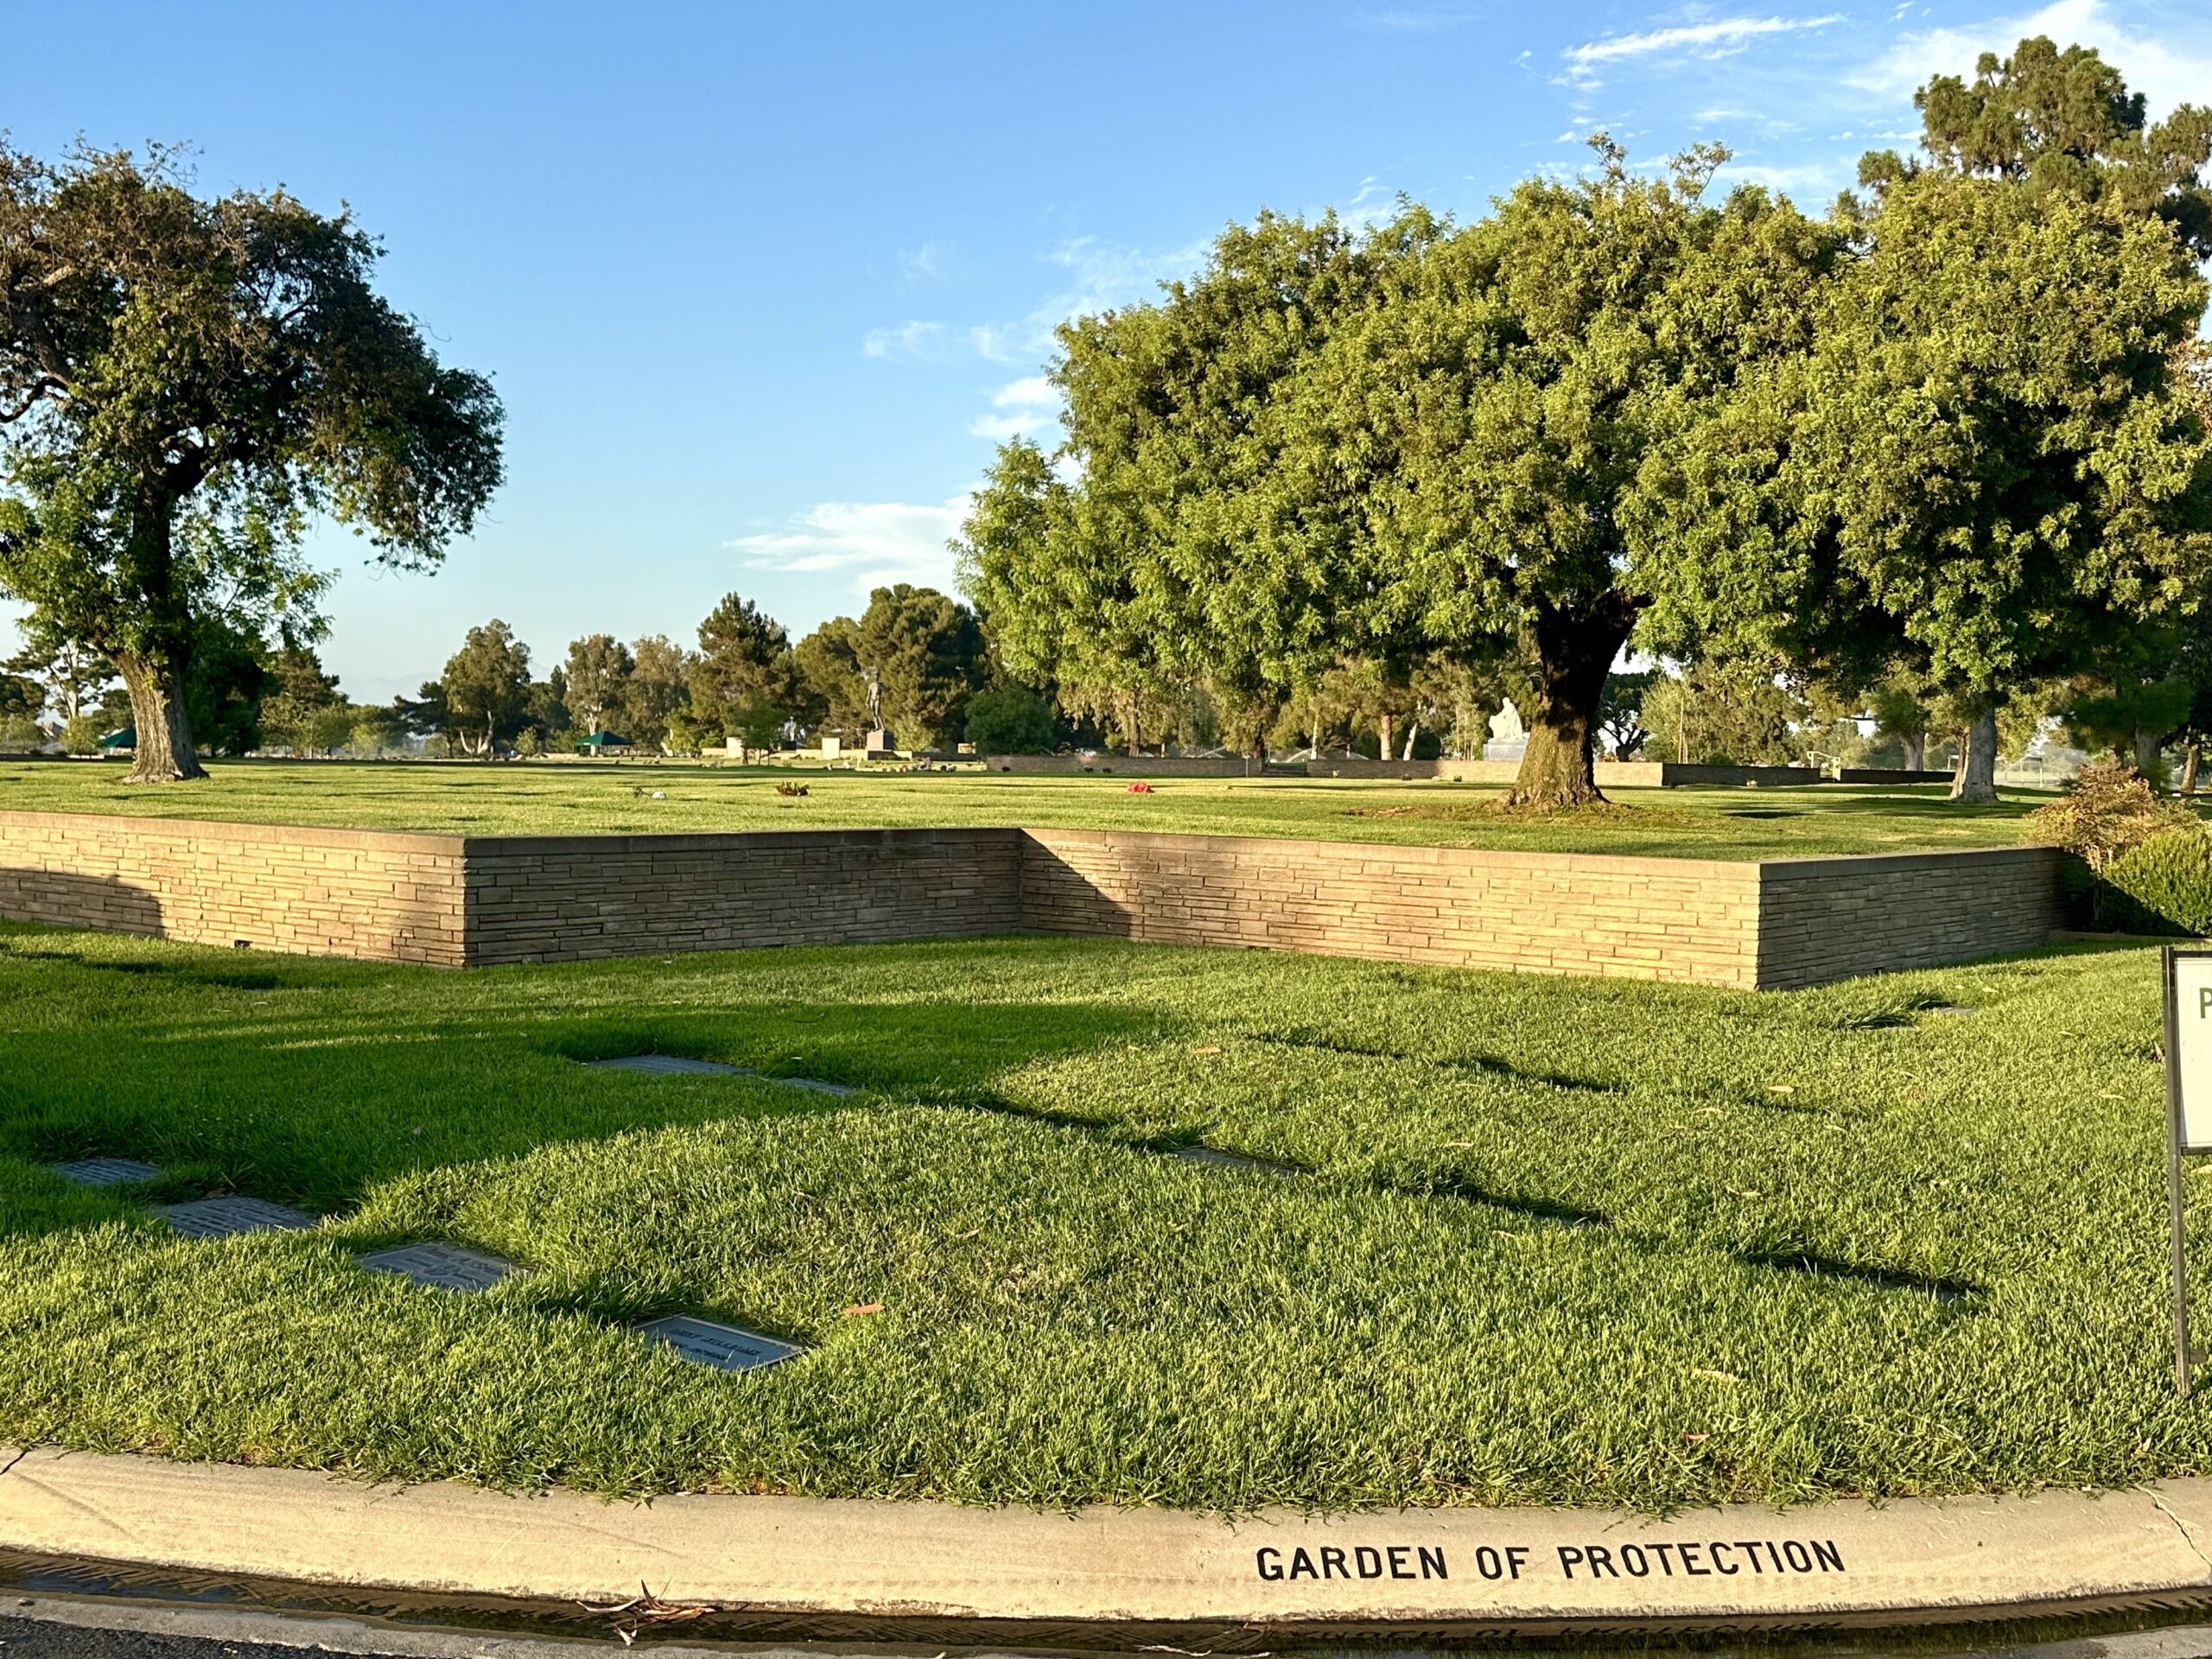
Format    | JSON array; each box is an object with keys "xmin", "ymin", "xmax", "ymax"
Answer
[
  {"xmin": 1637, "ymin": 39, "xmax": 2212, "ymax": 802},
  {"xmin": 0, "ymin": 143, "xmax": 502, "ymax": 780}
]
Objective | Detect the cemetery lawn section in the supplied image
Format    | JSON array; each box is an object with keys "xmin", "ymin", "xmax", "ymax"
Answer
[
  {"xmin": 0, "ymin": 757, "xmax": 2063, "ymax": 860},
  {"xmin": 0, "ymin": 918, "xmax": 2201, "ymax": 1513}
]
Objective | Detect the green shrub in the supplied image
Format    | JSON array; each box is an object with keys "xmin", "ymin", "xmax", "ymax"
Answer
[
  {"xmin": 2101, "ymin": 827, "xmax": 2212, "ymax": 936},
  {"xmin": 964, "ymin": 684, "xmax": 1058, "ymax": 754}
]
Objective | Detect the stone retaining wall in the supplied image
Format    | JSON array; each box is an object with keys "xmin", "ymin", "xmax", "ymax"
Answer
[
  {"xmin": 986, "ymin": 754, "xmax": 1266, "ymax": 776},
  {"xmin": 0, "ymin": 811, "xmax": 2063, "ymax": 988},
  {"xmin": 464, "ymin": 828, "xmax": 1023, "ymax": 965},
  {"xmin": 1836, "ymin": 767, "xmax": 1956, "ymax": 785},
  {"xmin": 0, "ymin": 810, "xmax": 467, "ymax": 966},
  {"xmin": 1021, "ymin": 830, "xmax": 1765, "ymax": 986},
  {"xmin": 1756, "ymin": 847, "xmax": 2063, "ymax": 989}
]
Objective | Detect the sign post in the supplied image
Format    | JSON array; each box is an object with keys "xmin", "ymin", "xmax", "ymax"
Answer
[{"xmin": 2164, "ymin": 948, "xmax": 2212, "ymax": 1397}]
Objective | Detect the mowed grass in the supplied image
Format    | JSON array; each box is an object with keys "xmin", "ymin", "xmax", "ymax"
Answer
[
  {"xmin": 0, "ymin": 757, "xmax": 2059, "ymax": 859},
  {"xmin": 0, "ymin": 919, "xmax": 2202, "ymax": 1510}
]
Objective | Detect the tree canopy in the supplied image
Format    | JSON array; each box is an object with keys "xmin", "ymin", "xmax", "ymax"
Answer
[
  {"xmin": 0, "ymin": 142, "xmax": 503, "ymax": 780},
  {"xmin": 961, "ymin": 37, "xmax": 2212, "ymax": 806}
]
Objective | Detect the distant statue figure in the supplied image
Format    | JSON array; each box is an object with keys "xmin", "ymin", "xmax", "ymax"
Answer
[
  {"xmin": 1485, "ymin": 696, "xmax": 1529, "ymax": 761},
  {"xmin": 865, "ymin": 667, "xmax": 883, "ymax": 734}
]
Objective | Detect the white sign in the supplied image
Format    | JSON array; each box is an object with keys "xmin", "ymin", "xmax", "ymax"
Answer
[{"xmin": 2172, "ymin": 952, "xmax": 2212, "ymax": 1152}]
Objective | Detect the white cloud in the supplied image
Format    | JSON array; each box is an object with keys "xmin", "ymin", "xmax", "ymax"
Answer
[
  {"xmin": 1351, "ymin": 5, "xmax": 1483, "ymax": 31},
  {"xmin": 1719, "ymin": 157, "xmax": 1856, "ymax": 191},
  {"xmin": 1854, "ymin": 0, "xmax": 2212, "ymax": 117},
  {"xmin": 897, "ymin": 241, "xmax": 960, "ymax": 285},
  {"xmin": 968, "ymin": 412, "xmax": 1049, "ymax": 440},
  {"xmin": 967, "ymin": 232, "xmax": 1213, "ymax": 367},
  {"xmin": 861, "ymin": 320, "xmax": 948, "ymax": 360},
  {"xmin": 1563, "ymin": 13, "xmax": 1847, "ymax": 88},
  {"xmin": 726, "ymin": 498, "xmax": 971, "ymax": 594},
  {"xmin": 967, "ymin": 375, "xmax": 1062, "ymax": 442}
]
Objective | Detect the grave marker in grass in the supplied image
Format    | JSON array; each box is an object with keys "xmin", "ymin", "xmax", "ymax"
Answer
[
  {"xmin": 48, "ymin": 1159, "xmax": 160, "ymax": 1187},
  {"xmin": 355, "ymin": 1243, "xmax": 515, "ymax": 1293},
  {"xmin": 588, "ymin": 1054, "xmax": 855, "ymax": 1094},
  {"xmin": 637, "ymin": 1314, "xmax": 803, "ymax": 1373},
  {"xmin": 159, "ymin": 1198, "xmax": 314, "ymax": 1238}
]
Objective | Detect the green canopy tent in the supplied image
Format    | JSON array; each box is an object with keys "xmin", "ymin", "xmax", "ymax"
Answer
[
  {"xmin": 96, "ymin": 727, "xmax": 135, "ymax": 751},
  {"xmin": 575, "ymin": 730, "xmax": 632, "ymax": 753}
]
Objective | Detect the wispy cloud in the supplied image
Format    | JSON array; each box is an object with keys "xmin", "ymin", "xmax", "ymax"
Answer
[
  {"xmin": 897, "ymin": 240, "xmax": 962, "ymax": 286},
  {"xmin": 1563, "ymin": 13, "xmax": 1847, "ymax": 89},
  {"xmin": 969, "ymin": 232, "xmax": 1213, "ymax": 366},
  {"xmin": 726, "ymin": 497, "xmax": 971, "ymax": 594},
  {"xmin": 968, "ymin": 375, "xmax": 1062, "ymax": 441},
  {"xmin": 861, "ymin": 320, "xmax": 949, "ymax": 360},
  {"xmin": 1853, "ymin": 0, "xmax": 2212, "ymax": 117},
  {"xmin": 1350, "ymin": 4, "xmax": 1484, "ymax": 30}
]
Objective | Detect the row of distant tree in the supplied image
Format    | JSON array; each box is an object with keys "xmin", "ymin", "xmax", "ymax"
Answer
[
  {"xmin": 0, "ymin": 582, "xmax": 1070, "ymax": 760},
  {"xmin": 399, "ymin": 583, "xmax": 1046, "ymax": 758}
]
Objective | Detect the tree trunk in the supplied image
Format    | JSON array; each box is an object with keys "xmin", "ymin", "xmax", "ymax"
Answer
[
  {"xmin": 1506, "ymin": 592, "xmax": 1640, "ymax": 809},
  {"xmin": 110, "ymin": 492, "xmax": 206, "ymax": 783},
  {"xmin": 1377, "ymin": 711, "xmax": 1394, "ymax": 763},
  {"xmin": 2184, "ymin": 742, "xmax": 2202, "ymax": 796},
  {"xmin": 2134, "ymin": 726, "xmax": 2164, "ymax": 776},
  {"xmin": 1401, "ymin": 721, "xmax": 1418, "ymax": 762},
  {"xmin": 1900, "ymin": 730, "xmax": 1925, "ymax": 773},
  {"xmin": 115, "ymin": 652, "xmax": 205, "ymax": 783},
  {"xmin": 1951, "ymin": 707, "xmax": 1999, "ymax": 804}
]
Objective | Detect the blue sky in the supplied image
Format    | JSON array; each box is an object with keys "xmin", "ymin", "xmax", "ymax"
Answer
[{"xmin": 3, "ymin": 0, "xmax": 2209, "ymax": 702}]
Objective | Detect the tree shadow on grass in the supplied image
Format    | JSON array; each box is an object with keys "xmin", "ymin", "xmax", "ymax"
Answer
[
  {"xmin": 1736, "ymin": 1249, "xmax": 1985, "ymax": 1306},
  {"xmin": 0, "ymin": 993, "xmax": 1168, "ymax": 1240},
  {"xmin": 1249, "ymin": 1030, "xmax": 1619, "ymax": 1096}
]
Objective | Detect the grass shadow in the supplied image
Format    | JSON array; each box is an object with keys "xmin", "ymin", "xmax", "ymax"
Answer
[
  {"xmin": 1249, "ymin": 1030, "xmax": 1618, "ymax": 1095},
  {"xmin": 1738, "ymin": 1249, "xmax": 1984, "ymax": 1305}
]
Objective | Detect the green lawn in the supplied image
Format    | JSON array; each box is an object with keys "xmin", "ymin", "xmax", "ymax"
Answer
[
  {"xmin": 0, "ymin": 918, "xmax": 2201, "ymax": 1510},
  {"xmin": 0, "ymin": 757, "xmax": 2060, "ymax": 860}
]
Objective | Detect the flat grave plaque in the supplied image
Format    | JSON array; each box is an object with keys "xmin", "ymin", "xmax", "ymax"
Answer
[
  {"xmin": 354, "ymin": 1242, "xmax": 516, "ymax": 1293},
  {"xmin": 589, "ymin": 1055, "xmax": 743, "ymax": 1077},
  {"xmin": 49, "ymin": 1158, "xmax": 161, "ymax": 1187},
  {"xmin": 589, "ymin": 1055, "xmax": 856, "ymax": 1095},
  {"xmin": 159, "ymin": 1197, "xmax": 315, "ymax": 1238},
  {"xmin": 638, "ymin": 1314, "xmax": 803, "ymax": 1373},
  {"xmin": 1170, "ymin": 1144, "xmax": 1300, "ymax": 1179}
]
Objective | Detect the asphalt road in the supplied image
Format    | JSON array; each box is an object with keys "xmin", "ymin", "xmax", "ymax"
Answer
[
  {"xmin": 0, "ymin": 1599, "xmax": 721, "ymax": 1659},
  {"xmin": 14, "ymin": 1593, "xmax": 2212, "ymax": 1659}
]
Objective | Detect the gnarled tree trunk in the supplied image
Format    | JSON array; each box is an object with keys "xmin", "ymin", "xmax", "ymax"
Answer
[
  {"xmin": 112, "ymin": 500, "xmax": 206, "ymax": 783},
  {"xmin": 1950, "ymin": 706, "xmax": 1999, "ymax": 804},
  {"xmin": 114, "ymin": 651, "xmax": 204, "ymax": 782},
  {"xmin": 1900, "ymin": 730, "xmax": 1925, "ymax": 773},
  {"xmin": 2183, "ymin": 742, "xmax": 2202, "ymax": 796},
  {"xmin": 1506, "ymin": 591, "xmax": 1640, "ymax": 810}
]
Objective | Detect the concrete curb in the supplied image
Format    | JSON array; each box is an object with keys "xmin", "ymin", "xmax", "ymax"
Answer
[{"xmin": 6, "ymin": 1449, "xmax": 2212, "ymax": 1637}]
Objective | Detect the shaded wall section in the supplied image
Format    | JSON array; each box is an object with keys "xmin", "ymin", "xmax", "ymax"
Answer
[
  {"xmin": 1756, "ymin": 847, "xmax": 2063, "ymax": 989},
  {"xmin": 463, "ymin": 828, "xmax": 1025, "ymax": 965}
]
